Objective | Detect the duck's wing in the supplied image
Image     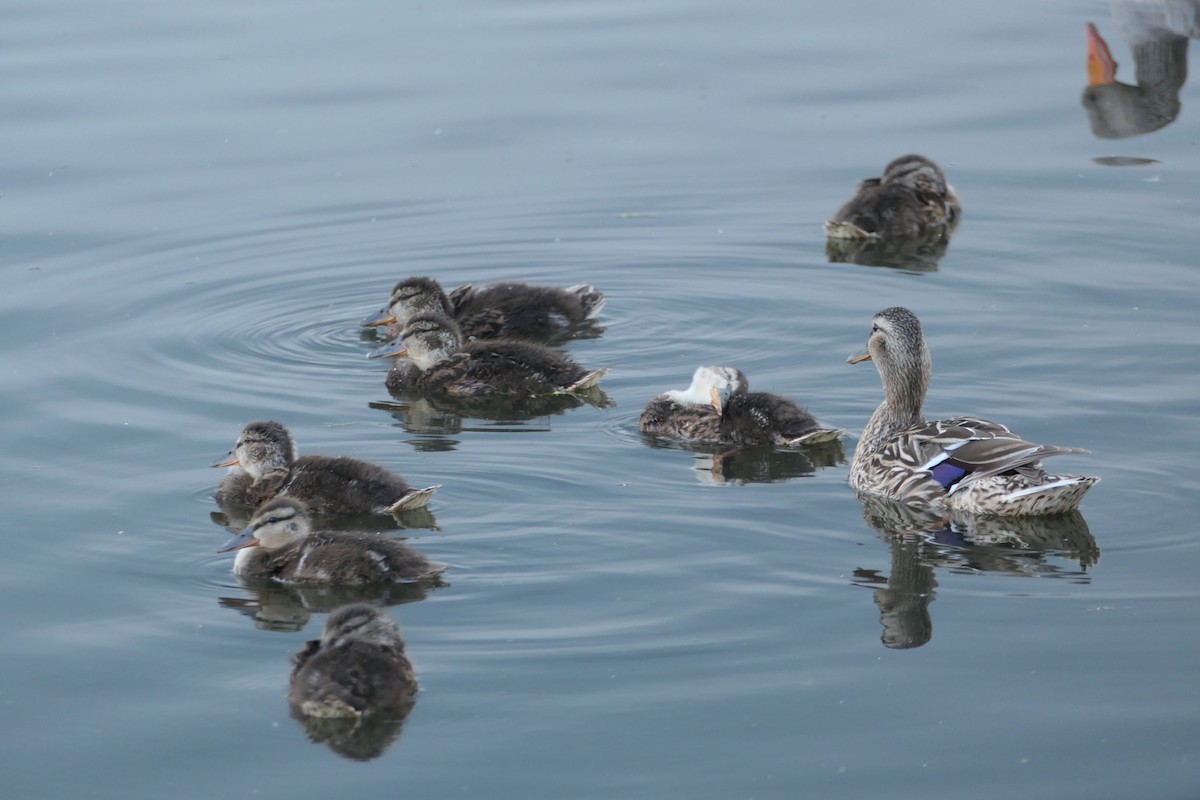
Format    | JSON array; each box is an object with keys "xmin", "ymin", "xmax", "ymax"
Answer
[
  {"xmin": 907, "ymin": 416, "xmax": 1089, "ymax": 493},
  {"xmin": 445, "ymin": 283, "xmax": 475, "ymax": 313},
  {"xmin": 457, "ymin": 308, "xmax": 507, "ymax": 340}
]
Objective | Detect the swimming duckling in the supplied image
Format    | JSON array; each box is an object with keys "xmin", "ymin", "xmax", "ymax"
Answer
[
  {"xmin": 290, "ymin": 603, "xmax": 418, "ymax": 719},
  {"xmin": 639, "ymin": 366, "xmax": 745, "ymax": 440},
  {"xmin": 212, "ymin": 420, "xmax": 439, "ymax": 515},
  {"xmin": 824, "ymin": 155, "xmax": 961, "ymax": 240},
  {"xmin": 713, "ymin": 382, "xmax": 846, "ymax": 446},
  {"xmin": 218, "ymin": 497, "xmax": 445, "ymax": 583},
  {"xmin": 640, "ymin": 365, "xmax": 844, "ymax": 446},
  {"xmin": 848, "ymin": 307, "xmax": 1098, "ymax": 515},
  {"xmin": 361, "ymin": 276, "xmax": 605, "ymax": 341},
  {"xmin": 370, "ymin": 312, "xmax": 609, "ymax": 397}
]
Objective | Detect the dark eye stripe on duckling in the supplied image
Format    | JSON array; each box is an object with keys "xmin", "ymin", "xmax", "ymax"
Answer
[{"xmin": 251, "ymin": 507, "xmax": 296, "ymax": 532}]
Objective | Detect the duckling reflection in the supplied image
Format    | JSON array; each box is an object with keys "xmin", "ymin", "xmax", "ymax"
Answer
[
  {"xmin": 370, "ymin": 312, "xmax": 609, "ymax": 398},
  {"xmin": 289, "ymin": 604, "xmax": 417, "ymax": 760},
  {"xmin": 1082, "ymin": 5, "xmax": 1199, "ymax": 140},
  {"xmin": 672, "ymin": 441, "xmax": 843, "ymax": 486},
  {"xmin": 218, "ymin": 497, "xmax": 446, "ymax": 585},
  {"xmin": 852, "ymin": 494, "xmax": 1100, "ymax": 649},
  {"xmin": 369, "ymin": 389, "xmax": 608, "ymax": 435},
  {"xmin": 824, "ymin": 155, "xmax": 960, "ymax": 245},
  {"xmin": 217, "ymin": 575, "xmax": 435, "ymax": 633},
  {"xmin": 361, "ymin": 275, "xmax": 605, "ymax": 342},
  {"xmin": 211, "ymin": 420, "xmax": 440, "ymax": 518},
  {"xmin": 824, "ymin": 228, "xmax": 951, "ymax": 272}
]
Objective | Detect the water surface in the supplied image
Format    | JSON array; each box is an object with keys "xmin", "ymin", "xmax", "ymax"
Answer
[{"xmin": 4, "ymin": 0, "xmax": 1200, "ymax": 798}]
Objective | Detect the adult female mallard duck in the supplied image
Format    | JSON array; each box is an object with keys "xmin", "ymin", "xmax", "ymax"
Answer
[
  {"xmin": 361, "ymin": 276, "xmax": 605, "ymax": 341},
  {"xmin": 640, "ymin": 365, "xmax": 844, "ymax": 446},
  {"xmin": 848, "ymin": 307, "xmax": 1098, "ymax": 515},
  {"xmin": 212, "ymin": 420, "xmax": 439, "ymax": 515},
  {"xmin": 369, "ymin": 311, "xmax": 609, "ymax": 397},
  {"xmin": 217, "ymin": 497, "xmax": 445, "ymax": 583},
  {"xmin": 290, "ymin": 603, "xmax": 418, "ymax": 719},
  {"xmin": 824, "ymin": 155, "xmax": 961, "ymax": 241}
]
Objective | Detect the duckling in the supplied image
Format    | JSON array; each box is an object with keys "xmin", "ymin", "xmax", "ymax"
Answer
[
  {"xmin": 640, "ymin": 365, "xmax": 844, "ymax": 446},
  {"xmin": 824, "ymin": 155, "xmax": 961, "ymax": 240},
  {"xmin": 639, "ymin": 366, "xmax": 745, "ymax": 440},
  {"xmin": 289, "ymin": 603, "xmax": 418, "ymax": 719},
  {"xmin": 713, "ymin": 381, "xmax": 846, "ymax": 446},
  {"xmin": 361, "ymin": 276, "xmax": 605, "ymax": 341},
  {"xmin": 217, "ymin": 497, "xmax": 445, "ymax": 584},
  {"xmin": 369, "ymin": 312, "xmax": 609, "ymax": 397},
  {"xmin": 848, "ymin": 307, "xmax": 1098, "ymax": 515},
  {"xmin": 211, "ymin": 420, "xmax": 439, "ymax": 515}
]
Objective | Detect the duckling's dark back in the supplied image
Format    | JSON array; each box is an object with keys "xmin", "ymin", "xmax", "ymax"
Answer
[
  {"xmin": 243, "ymin": 530, "xmax": 443, "ymax": 584},
  {"xmin": 290, "ymin": 608, "xmax": 418, "ymax": 718},
  {"xmin": 720, "ymin": 392, "xmax": 823, "ymax": 446},
  {"xmin": 282, "ymin": 456, "xmax": 414, "ymax": 515},
  {"xmin": 415, "ymin": 340, "xmax": 590, "ymax": 396},
  {"xmin": 451, "ymin": 282, "xmax": 604, "ymax": 339}
]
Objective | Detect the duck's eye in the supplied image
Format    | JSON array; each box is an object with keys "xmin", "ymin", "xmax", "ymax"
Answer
[
  {"xmin": 871, "ymin": 323, "xmax": 880, "ymax": 333},
  {"xmin": 267, "ymin": 516, "xmax": 280, "ymax": 525}
]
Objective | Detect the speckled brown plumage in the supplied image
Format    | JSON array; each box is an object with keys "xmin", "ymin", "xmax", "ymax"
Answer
[
  {"xmin": 362, "ymin": 276, "xmax": 604, "ymax": 341},
  {"xmin": 220, "ymin": 498, "xmax": 445, "ymax": 584},
  {"xmin": 289, "ymin": 604, "xmax": 418, "ymax": 720},
  {"xmin": 848, "ymin": 307, "xmax": 1098, "ymax": 515},
  {"xmin": 824, "ymin": 154, "xmax": 961, "ymax": 240},
  {"xmin": 379, "ymin": 312, "xmax": 608, "ymax": 397},
  {"xmin": 212, "ymin": 420, "xmax": 439, "ymax": 516}
]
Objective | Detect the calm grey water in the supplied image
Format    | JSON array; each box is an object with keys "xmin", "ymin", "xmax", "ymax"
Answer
[{"xmin": 4, "ymin": 0, "xmax": 1199, "ymax": 797}]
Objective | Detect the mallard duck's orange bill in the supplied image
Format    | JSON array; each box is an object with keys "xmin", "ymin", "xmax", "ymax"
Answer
[
  {"xmin": 847, "ymin": 351, "xmax": 872, "ymax": 364},
  {"xmin": 1086, "ymin": 22, "xmax": 1117, "ymax": 86},
  {"xmin": 211, "ymin": 452, "xmax": 240, "ymax": 468},
  {"xmin": 217, "ymin": 529, "xmax": 260, "ymax": 553},
  {"xmin": 360, "ymin": 306, "xmax": 397, "ymax": 327},
  {"xmin": 367, "ymin": 341, "xmax": 408, "ymax": 359}
]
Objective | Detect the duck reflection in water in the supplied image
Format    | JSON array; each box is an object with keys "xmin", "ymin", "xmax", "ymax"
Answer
[
  {"xmin": 369, "ymin": 386, "xmax": 610, "ymax": 436},
  {"xmin": 218, "ymin": 576, "xmax": 435, "ymax": 633},
  {"xmin": 1082, "ymin": 3, "xmax": 1200, "ymax": 140},
  {"xmin": 288, "ymin": 604, "xmax": 418, "ymax": 760},
  {"xmin": 851, "ymin": 494, "xmax": 1100, "ymax": 649},
  {"xmin": 824, "ymin": 155, "xmax": 960, "ymax": 271},
  {"xmin": 689, "ymin": 441, "xmax": 843, "ymax": 486}
]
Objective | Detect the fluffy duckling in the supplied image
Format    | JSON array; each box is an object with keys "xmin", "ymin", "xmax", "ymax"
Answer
[
  {"xmin": 824, "ymin": 155, "xmax": 961, "ymax": 240},
  {"xmin": 212, "ymin": 421, "xmax": 439, "ymax": 515},
  {"xmin": 640, "ymin": 365, "xmax": 844, "ymax": 446},
  {"xmin": 370, "ymin": 312, "xmax": 609, "ymax": 397},
  {"xmin": 848, "ymin": 307, "xmax": 1098, "ymax": 515},
  {"xmin": 217, "ymin": 497, "xmax": 445, "ymax": 583},
  {"xmin": 639, "ymin": 366, "xmax": 745, "ymax": 440},
  {"xmin": 713, "ymin": 382, "xmax": 846, "ymax": 446},
  {"xmin": 361, "ymin": 276, "xmax": 605, "ymax": 341},
  {"xmin": 290, "ymin": 603, "xmax": 418, "ymax": 719}
]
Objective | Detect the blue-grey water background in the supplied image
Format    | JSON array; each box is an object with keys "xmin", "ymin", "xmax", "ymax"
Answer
[{"xmin": 4, "ymin": 0, "xmax": 1199, "ymax": 797}]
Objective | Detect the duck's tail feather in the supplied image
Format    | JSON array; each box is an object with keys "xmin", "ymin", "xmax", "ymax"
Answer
[{"xmin": 387, "ymin": 484, "xmax": 442, "ymax": 513}]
